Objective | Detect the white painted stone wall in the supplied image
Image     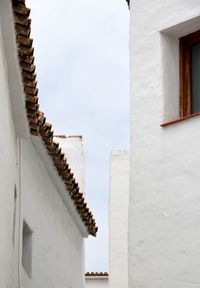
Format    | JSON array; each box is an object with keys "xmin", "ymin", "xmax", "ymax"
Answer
[
  {"xmin": 0, "ymin": 0, "xmax": 28, "ymax": 286},
  {"xmin": 55, "ymin": 135, "xmax": 85, "ymax": 194},
  {"xmin": 129, "ymin": 1, "xmax": 200, "ymax": 287},
  {"xmin": 20, "ymin": 138, "xmax": 85, "ymax": 288},
  {"xmin": 0, "ymin": 14, "xmax": 18, "ymax": 288},
  {"xmin": 85, "ymin": 276, "xmax": 108, "ymax": 288},
  {"xmin": 109, "ymin": 151, "xmax": 129, "ymax": 288},
  {"xmin": 0, "ymin": 1, "xmax": 87, "ymax": 287}
]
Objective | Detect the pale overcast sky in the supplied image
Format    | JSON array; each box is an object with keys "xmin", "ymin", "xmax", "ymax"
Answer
[{"xmin": 27, "ymin": 0, "xmax": 129, "ymax": 272}]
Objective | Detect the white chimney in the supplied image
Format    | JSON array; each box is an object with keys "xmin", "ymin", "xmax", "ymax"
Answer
[{"xmin": 54, "ymin": 135, "xmax": 85, "ymax": 194}]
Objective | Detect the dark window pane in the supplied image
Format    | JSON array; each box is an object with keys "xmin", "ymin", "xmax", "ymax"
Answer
[{"xmin": 191, "ymin": 43, "xmax": 200, "ymax": 113}]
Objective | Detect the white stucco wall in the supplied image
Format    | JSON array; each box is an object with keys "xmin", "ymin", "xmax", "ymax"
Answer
[
  {"xmin": 129, "ymin": 1, "xmax": 200, "ymax": 287},
  {"xmin": 85, "ymin": 277, "xmax": 108, "ymax": 288},
  {"xmin": 55, "ymin": 135, "xmax": 85, "ymax": 194},
  {"xmin": 109, "ymin": 151, "xmax": 129, "ymax": 288},
  {"xmin": 20, "ymin": 138, "xmax": 85, "ymax": 288},
  {"xmin": 0, "ymin": 0, "xmax": 28, "ymax": 137},
  {"xmin": 0, "ymin": 1, "xmax": 86, "ymax": 287},
  {"xmin": 0, "ymin": 16, "xmax": 18, "ymax": 288},
  {"xmin": 0, "ymin": 0, "xmax": 28, "ymax": 285}
]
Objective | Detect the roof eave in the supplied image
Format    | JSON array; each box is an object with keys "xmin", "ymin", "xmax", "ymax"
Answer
[{"xmin": 11, "ymin": 0, "xmax": 98, "ymax": 237}]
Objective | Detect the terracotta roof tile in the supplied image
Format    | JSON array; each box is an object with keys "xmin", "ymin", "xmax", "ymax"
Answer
[
  {"xmin": 85, "ymin": 272, "xmax": 109, "ymax": 277},
  {"xmin": 12, "ymin": 0, "xmax": 98, "ymax": 237}
]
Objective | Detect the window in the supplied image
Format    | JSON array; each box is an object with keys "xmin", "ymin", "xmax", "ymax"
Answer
[
  {"xmin": 22, "ymin": 221, "xmax": 33, "ymax": 277},
  {"xmin": 180, "ymin": 30, "xmax": 200, "ymax": 117}
]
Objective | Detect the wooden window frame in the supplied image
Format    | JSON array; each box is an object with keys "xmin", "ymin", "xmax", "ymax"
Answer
[{"xmin": 180, "ymin": 29, "xmax": 200, "ymax": 117}]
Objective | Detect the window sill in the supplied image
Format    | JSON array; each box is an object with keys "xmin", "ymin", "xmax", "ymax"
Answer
[{"xmin": 160, "ymin": 112, "xmax": 200, "ymax": 127}]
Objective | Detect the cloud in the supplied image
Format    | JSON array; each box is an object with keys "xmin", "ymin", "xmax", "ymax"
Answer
[{"xmin": 27, "ymin": 0, "xmax": 129, "ymax": 271}]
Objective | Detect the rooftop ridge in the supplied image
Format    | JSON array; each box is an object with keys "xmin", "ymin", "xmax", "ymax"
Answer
[{"xmin": 85, "ymin": 272, "xmax": 109, "ymax": 277}]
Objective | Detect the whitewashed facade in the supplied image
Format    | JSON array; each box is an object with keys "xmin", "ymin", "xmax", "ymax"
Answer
[
  {"xmin": 109, "ymin": 151, "xmax": 129, "ymax": 288},
  {"xmin": 85, "ymin": 274, "xmax": 108, "ymax": 288},
  {"xmin": 129, "ymin": 0, "xmax": 200, "ymax": 287},
  {"xmin": 84, "ymin": 151, "xmax": 129, "ymax": 288},
  {"xmin": 20, "ymin": 137, "xmax": 86, "ymax": 288},
  {"xmin": 0, "ymin": 0, "xmax": 96, "ymax": 287}
]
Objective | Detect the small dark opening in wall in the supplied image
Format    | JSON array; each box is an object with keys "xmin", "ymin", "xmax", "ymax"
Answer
[
  {"xmin": 191, "ymin": 43, "xmax": 200, "ymax": 114},
  {"xmin": 180, "ymin": 30, "xmax": 200, "ymax": 117},
  {"xmin": 22, "ymin": 221, "xmax": 33, "ymax": 277}
]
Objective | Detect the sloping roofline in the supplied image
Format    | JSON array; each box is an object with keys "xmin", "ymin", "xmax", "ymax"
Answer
[{"xmin": 11, "ymin": 0, "xmax": 97, "ymax": 237}]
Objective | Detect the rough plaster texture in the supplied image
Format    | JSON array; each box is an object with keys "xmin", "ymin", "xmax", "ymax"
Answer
[
  {"xmin": 109, "ymin": 151, "xmax": 129, "ymax": 288},
  {"xmin": 85, "ymin": 277, "xmax": 108, "ymax": 288},
  {"xmin": 55, "ymin": 136, "xmax": 85, "ymax": 194},
  {"xmin": 129, "ymin": 1, "xmax": 200, "ymax": 287}
]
